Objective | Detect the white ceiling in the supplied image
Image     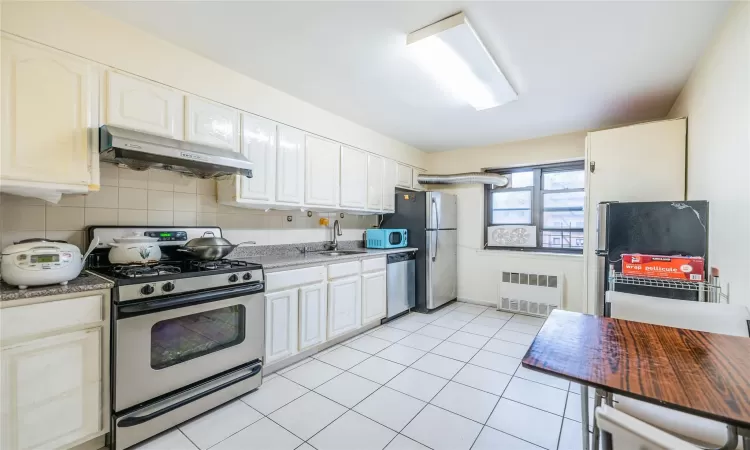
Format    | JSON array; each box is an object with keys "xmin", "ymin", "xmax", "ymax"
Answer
[{"xmin": 87, "ymin": 1, "xmax": 730, "ymax": 152}]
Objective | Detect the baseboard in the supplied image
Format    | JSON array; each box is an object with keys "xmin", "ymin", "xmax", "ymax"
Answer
[{"xmin": 457, "ymin": 297, "xmax": 497, "ymax": 308}]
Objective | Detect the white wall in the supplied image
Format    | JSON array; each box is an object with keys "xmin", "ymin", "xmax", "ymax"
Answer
[
  {"xmin": 0, "ymin": 2, "xmax": 426, "ymax": 169},
  {"xmin": 427, "ymin": 132, "xmax": 587, "ymax": 312},
  {"xmin": 668, "ymin": 2, "xmax": 750, "ymax": 305}
]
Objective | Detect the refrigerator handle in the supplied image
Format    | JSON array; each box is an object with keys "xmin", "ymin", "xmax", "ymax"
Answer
[
  {"xmin": 594, "ymin": 202, "xmax": 610, "ymax": 316},
  {"xmin": 432, "ymin": 198, "xmax": 439, "ymax": 262}
]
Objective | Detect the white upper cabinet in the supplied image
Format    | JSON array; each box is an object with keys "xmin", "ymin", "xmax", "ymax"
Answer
[
  {"xmin": 382, "ymin": 159, "xmax": 397, "ymax": 212},
  {"xmin": 327, "ymin": 276, "xmax": 362, "ymax": 339},
  {"xmin": 305, "ymin": 135, "xmax": 340, "ymax": 207},
  {"xmin": 1, "ymin": 36, "xmax": 96, "ymax": 187},
  {"xmin": 264, "ymin": 289, "xmax": 299, "ymax": 365},
  {"xmin": 340, "ymin": 146, "xmax": 368, "ymax": 209},
  {"xmin": 361, "ymin": 271, "xmax": 387, "ymax": 325},
  {"xmin": 396, "ymin": 163, "xmax": 413, "ymax": 188},
  {"xmin": 411, "ymin": 168, "xmax": 426, "ymax": 191},
  {"xmin": 239, "ymin": 114, "xmax": 277, "ymax": 202},
  {"xmin": 106, "ymin": 71, "xmax": 184, "ymax": 139},
  {"xmin": 276, "ymin": 126, "xmax": 305, "ymax": 204},
  {"xmin": 298, "ymin": 283, "xmax": 327, "ymax": 351},
  {"xmin": 366, "ymin": 154, "xmax": 384, "ymax": 211},
  {"xmin": 185, "ymin": 96, "xmax": 240, "ymax": 152}
]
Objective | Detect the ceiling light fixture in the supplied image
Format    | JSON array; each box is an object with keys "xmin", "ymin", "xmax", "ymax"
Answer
[{"xmin": 407, "ymin": 12, "xmax": 517, "ymax": 111}]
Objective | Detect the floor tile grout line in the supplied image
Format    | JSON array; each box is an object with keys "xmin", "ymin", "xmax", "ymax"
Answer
[
  {"xmin": 177, "ymin": 428, "xmax": 201, "ymax": 450},
  {"xmin": 555, "ymin": 387, "xmax": 571, "ymax": 450}
]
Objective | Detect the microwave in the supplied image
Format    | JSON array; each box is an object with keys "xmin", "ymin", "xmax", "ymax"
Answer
[{"xmin": 365, "ymin": 229, "xmax": 408, "ymax": 249}]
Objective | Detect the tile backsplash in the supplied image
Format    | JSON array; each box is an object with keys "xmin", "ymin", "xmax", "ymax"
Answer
[{"xmin": 0, "ymin": 164, "xmax": 376, "ymax": 251}]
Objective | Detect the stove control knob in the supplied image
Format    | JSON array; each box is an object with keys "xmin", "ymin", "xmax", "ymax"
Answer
[
  {"xmin": 228, "ymin": 274, "xmax": 239, "ymax": 283},
  {"xmin": 243, "ymin": 272, "xmax": 252, "ymax": 281},
  {"xmin": 141, "ymin": 285, "xmax": 155, "ymax": 296},
  {"xmin": 162, "ymin": 282, "xmax": 175, "ymax": 293}
]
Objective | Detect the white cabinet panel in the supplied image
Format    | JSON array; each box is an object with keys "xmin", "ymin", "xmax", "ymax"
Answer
[
  {"xmin": 106, "ymin": 71, "xmax": 184, "ymax": 139},
  {"xmin": 383, "ymin": 159, "xmax": 397, "ymax": 212},
  {"xmin": 185, "ymin": 96, "xmax": 240, "ymax": 152},
  {"xmin": 1, "ymin": 328, "xmax": 102, "ymax": 450},
  {"xmin": 396, "ymin": 163, "xmax": 412, "ymax": 188},
  {"xmin": 327, "ymin": 276, "xmax": 362, "ymax": 339},
  {"xmin": 239, "ymin": 114, "xmax": 277, "ymax": 202},
  {"xmin": 340, "ymin": 146, "xmax": 367, "ymax": 209},
  {"xmin": 298, "ymin": 283, "xmax": 327, "ymax": 351},
  {"xmin": 366, "ymin": 154, "xmax": 384, "ymax": 211},
  {"xmin": 1, "ymin": 36, "xmax": 95, "ymax": 186},
  {"xmin": 305, "ymin": 136, "xmax": 340, "ymax": 207},
  {"xmin": 411, "ymin": 168, "xmax": 425, "ymax": 191},
  {"xmin": 361, "ymin": 271, "xmax": 387, "ymax": 325},
  {"xmin": 276, "ymin": 126, "xmax": 305, "ymax": 204},
  {"xmin": 265, "ymin": 289, "xmax": 298, "ymax": 364}
]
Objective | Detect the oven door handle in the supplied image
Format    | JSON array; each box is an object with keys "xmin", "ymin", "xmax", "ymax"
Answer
[
  {"xmin": 118, "ymin": 283, "xmax": 265, "ymax": 317},
  {"xmin": 117, "ymin": 363, "xmax": 263, "ymax": 428}
]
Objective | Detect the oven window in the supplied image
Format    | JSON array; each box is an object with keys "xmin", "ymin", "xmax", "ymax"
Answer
[
  {"xmin": 150, "ymin": 305, "xmax": 246, "ymax": 370},
  {"xmin": 389, "ymin": 232, "xmax": 402, "ymax": 245}
]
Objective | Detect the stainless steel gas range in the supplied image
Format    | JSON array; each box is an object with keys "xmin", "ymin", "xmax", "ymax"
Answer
[{"xmin": 86, "ymin": 227, "xmax": 265, "ymax": 450}]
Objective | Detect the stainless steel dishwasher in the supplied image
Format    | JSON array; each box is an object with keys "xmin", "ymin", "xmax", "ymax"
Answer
[{"xmin": 385, "ymin": 251, "xmax": 416, "ymax": 320}]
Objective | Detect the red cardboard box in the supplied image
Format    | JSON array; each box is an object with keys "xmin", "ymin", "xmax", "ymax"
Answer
[{"xmin": 622, "ymin": 254, "xmax": 705, "ymax": 281}]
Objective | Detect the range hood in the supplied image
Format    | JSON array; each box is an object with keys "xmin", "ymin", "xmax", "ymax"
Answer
[{"xmin": 99, "ymin": 125, "xmax": 252, "ymax": 179}]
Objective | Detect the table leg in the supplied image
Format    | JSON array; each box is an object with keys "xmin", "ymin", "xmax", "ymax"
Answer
[
  {"xmin": 601, "ymin": 391, "xmax": 613, "ymax": 450},
  {"xmin": 580, "ymin": 386, "xmax": 590, "ymax": 450},
  {"xmin": 592, "ymin": 390, "xmax": 602, "ymax": 450}
]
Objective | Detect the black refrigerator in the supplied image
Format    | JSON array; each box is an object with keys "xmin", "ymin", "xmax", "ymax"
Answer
[{"xmin": 595, "ymin": 201, "xmax": 709, "ymax": 315}]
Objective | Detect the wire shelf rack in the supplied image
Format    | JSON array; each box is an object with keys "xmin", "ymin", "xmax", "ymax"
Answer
[{"xmin": 608, "ymin": 270, "xmax": 728, "ymax": 303}]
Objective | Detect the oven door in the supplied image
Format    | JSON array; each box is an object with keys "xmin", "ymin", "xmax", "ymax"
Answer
[
  {"xmin": 388, "ymin": 231, "xmax": 405, "ymax": 248},
  {"xmin": 114, "ymin": 283, "xmax": 264, "ymax": 412}
]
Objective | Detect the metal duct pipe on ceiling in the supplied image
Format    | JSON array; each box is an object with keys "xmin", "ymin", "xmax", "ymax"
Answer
[{"xmin": 417, "ymin": 172, "xmax": 509, "ymax": 187}]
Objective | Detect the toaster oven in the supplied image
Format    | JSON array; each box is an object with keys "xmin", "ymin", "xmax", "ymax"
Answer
[{"xmin": 366, "ymin": 229, "xmax": 408, "ymax": 249}]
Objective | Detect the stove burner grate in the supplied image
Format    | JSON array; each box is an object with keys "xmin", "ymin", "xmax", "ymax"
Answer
[
  {"xmin": 189, "ymin": 259, "xmax": 250, "ymax": 271},
  {"xmin": 113, "ymin": 264, "xmax": 182, "ymax": 278}
]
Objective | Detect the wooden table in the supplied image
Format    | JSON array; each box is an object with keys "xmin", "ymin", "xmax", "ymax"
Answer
[{"xmin": 522, "ymin": 310, "xmax": 750, "ymax": 449}]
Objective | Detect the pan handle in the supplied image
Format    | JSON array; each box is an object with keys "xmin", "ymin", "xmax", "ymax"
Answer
[{"xmin": 235, "ymin": 241, "xmax": 257, "ymax": 248}]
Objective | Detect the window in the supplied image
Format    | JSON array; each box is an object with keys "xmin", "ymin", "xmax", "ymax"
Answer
[{"xmin": 485, "ymin": 161, "xmax": 585, "ymax": 253}]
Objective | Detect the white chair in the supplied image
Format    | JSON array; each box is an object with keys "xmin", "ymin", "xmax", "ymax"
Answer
[
  {"xmin": 606, "ymin": 292, "xmax": 750, "ymax": 449},
  {"xmin": 596, "ymin": 405, "xmax": 700, "ymax": 450}
]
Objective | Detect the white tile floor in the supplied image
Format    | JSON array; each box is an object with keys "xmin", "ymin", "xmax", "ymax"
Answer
[{"xmin": 133, "ymin": 302, "xmax": 592, "ymax": 450}]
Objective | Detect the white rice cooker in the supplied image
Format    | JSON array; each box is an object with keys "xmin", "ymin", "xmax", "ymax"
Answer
[{"xmin": 1, "ymin": 239, "xmax": 91, "ymax": 289}]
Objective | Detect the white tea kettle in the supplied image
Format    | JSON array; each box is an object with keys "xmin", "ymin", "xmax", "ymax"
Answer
[
  {"xmin": 108, "ymin": 233, "xmax": 161, "ymax": 265},
  {"xmin": 1, "ymin": 237, "xmax": 99, "ymax": 289}
]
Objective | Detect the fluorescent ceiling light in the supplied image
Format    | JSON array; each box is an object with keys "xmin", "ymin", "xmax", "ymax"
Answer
[{"xmin": 407, "ymin": 12, "xmax": 517, "ymax": 111}]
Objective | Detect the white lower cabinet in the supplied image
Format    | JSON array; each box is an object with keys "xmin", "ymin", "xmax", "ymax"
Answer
[
  {"xmin": 0, "ymin": 291, "xmax": 109, "ymax": 450},
  {"xmin": 327, "ymin": 276, "xmax": 362, "ymax": 339},
  {"xmin": 361, "ymin": 271, "xmax": 387, "ymax": 325},
  {"xmin": 264, "ymin": 288, "xmax": 299, "ymax": 365},
  {"xmin": 298, "ymin": 283, "xmax": 327, "ymax": 351}
]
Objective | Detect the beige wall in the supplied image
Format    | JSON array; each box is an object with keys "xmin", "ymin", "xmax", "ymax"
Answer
[
  {"xmin": 427, "ymin": 132, "xmax": 587, "ymax": 311},
  {"xmin": 0, "ymin": 2, "xmax": 426, "ymax": 169},
  {"xmin": 668, "ymin": 2, "xmax": 750, "ymax": 305}
]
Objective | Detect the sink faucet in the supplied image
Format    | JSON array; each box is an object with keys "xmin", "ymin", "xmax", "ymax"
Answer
[{"xmin": 326, "ymin": 220, "xmax": 343, "ymax": 250}]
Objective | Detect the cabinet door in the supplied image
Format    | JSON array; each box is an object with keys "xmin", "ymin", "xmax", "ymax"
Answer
[
  {"xmin": 185, "ymin": 96, "xmax": 240, "ymax": 152},
  {"xmin": 411, "ymin": 168, "xmax": 425, "ymax": 191},
  {"xmin": 1, "ymin": 36, "xmax": 95, "ymax": 186},
  {"xmin": 276, "ymin": 126, "xmax": 305, "ymax": 204},
  {"xmin": 298, "ymin": 283, "xmax": 327, "ymax": 351},
  {"xmin": 327, "ymin": 276, "xmax": 362, "ymax": 339},
  {"xmin": 265, "ymin": 289, "xmax": 299, "ymax": 364},
  {"xmin": 366, "ymin": 154, "xmax": 384, "ymax": 211},
  {"xmin": 340, "ymin": 146, "xmax": 367, "ymax": 209},
  {"xmin": 106, "ymin": 71, "xmax": 184, "ymax": 139},
  {"xmin": 396, "ymin": 163, "xmax": 413, "ymax": 188},
  {"xmin": 382, "ymin": 159, "xmax": 397, "ymax": 212},
  {"xmin": 1, "ymin": 328, "xmax": 102, "ymax": 450},
  {"xmin": 239, "ymin": 113, "xmax": 277, "ymax": 202},
  {"xmin": 361, "ymin": 271, "xmax": 387, "ymax": 325},
  {"xmin": 305, "ymin": 136, "xmax": 341, "ymax": 207}
]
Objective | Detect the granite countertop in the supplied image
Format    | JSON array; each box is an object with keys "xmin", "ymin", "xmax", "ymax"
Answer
[
  {"xmin": 0, "ymin": 271, "xmax": 115, "ymax": 302},
  {"xmin": 237, "ymin": 247, "xmax": 418, "ymax": 270}
]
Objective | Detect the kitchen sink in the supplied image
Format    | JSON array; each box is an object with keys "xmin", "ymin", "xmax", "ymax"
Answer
[{"xmin": 317, "ymin": 250, "xmax": 367, "ymax": 256}]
